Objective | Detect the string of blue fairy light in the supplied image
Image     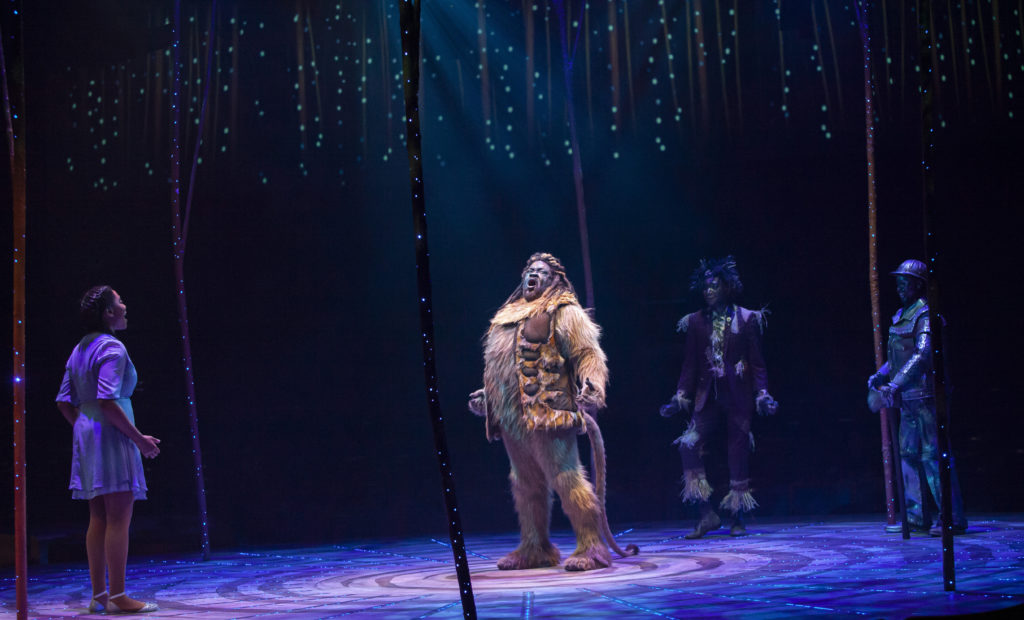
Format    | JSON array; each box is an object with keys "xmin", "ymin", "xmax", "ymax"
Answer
[
  {"xmin": 397, "ymin": 0, "xmax": 476, "ymax": 617},
  {"xmin": 55, "ymin": 3, "xmax": 1020, "ymax": 195},
  {"xmin": 170, "ymin": 0, "xmax": 213, "ymax": 561},
  {"xmin": 917, "ymin": 0, "xmax": 956, "ymax": 592}
]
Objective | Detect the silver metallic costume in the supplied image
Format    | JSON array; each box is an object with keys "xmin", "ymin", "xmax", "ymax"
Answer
[{"xmin": 869, "ymin": 260, "xmax": 966, "ymax": 533}]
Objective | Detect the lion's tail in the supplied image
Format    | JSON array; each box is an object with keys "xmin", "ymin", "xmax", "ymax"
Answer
[{"xmin": 583, "ymin": 412, "xmax": 639, "ymax": 558}]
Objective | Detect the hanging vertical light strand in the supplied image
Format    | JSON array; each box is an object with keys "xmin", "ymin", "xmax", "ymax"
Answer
[
  {"xmin": 170, "ymin": 0, "xmax": 213, "ymax": 561},
  {"xmin": 684, "ymin": 4, "xmax": 696, "ymax": 133},
  {"xmin": 621, "ymin": 0, "xmax": 636, "ymax": 129},
  {"xmin": 658, "ymin": 0, "xmax": 680, "ymax": 119},
  {"xmin": 606, "ymin": 0, "xmax": 619, "ymax": 131},
  {"xmin": 811, "ymin": 2, "xmax": 833, "ymax": 122},
  {"xmin": 773, "ymin": 0, "xmax": 789, "ymax": 121},
  {"xmin": 2, "ymin": 4, "xmax": 29, "ymax": 616},
  {"xmin": 397, "ymin": 1, "xmax": 476, "ymax": 617},
  {"xmin": 714, "ymin": 0, "xmax": 730, "ymax": 133},
  {"xmin": 732, "ymin": 0, "xmax": 742, "ymax": 127},
  {"xmin": 524, "ymin": 2, "xmax": 536, "ymax": 139},
  {"xmin": 919, "ymin": 0, "xmax": 956, "ymax": 592},
  {"xmin": 945, "ymin": 0, "xmax": 960, "ymax": 108},
  {"xmin": 693, "ymin": 0, "xmax": 710, "ymax": 127},
  {"xmin": 821, "ymin": 0, "xmax": 844, "ymax": 117}
]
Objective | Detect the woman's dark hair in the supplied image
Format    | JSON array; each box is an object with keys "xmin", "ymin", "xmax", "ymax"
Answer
[{"xmin": 79, "ymin": 285, "xmax": 116, "ymax": 334}]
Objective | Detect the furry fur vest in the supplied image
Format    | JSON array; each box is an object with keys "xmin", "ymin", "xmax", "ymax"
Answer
[{"xmin": 482, "ymin": 289, "xmax": 608, "ymax": 442}]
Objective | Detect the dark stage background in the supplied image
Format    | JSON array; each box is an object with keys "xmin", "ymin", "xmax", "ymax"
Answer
[{"xmin": 2, "ymin": 1, "xmax": 1022, "ymax": 560}]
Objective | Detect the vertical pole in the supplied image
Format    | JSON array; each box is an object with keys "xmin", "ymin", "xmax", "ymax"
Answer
[
  {"xmin": 170, "ymin": 0, "xmax": 212, "ymax": 560},
  {"xmin": 397, "ymin": 2, "xmax": 476, "ymax": 617},
  {"xmin": 854, "ymin": 0, "xmax": 899, "ymax": 529},
  {"xmin": 2, "ymin": 3, "xmax": 29, "ymax": 617},
  {"xmin": 918, "ymin": 0, "xmax": 955, "ymax": 591}
]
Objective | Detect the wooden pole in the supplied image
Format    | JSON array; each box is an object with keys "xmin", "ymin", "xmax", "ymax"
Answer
[
  {"xmin": 854, "ymin": 0, "xmax": 900, "ymax": 529},
  {"xmin": 2, "ymin": 2, "xmax": 29, "ymax": 616}
]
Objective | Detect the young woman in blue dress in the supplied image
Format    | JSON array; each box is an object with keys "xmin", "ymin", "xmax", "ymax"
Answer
[{"xmin": 56, "ymin": 286, "xmax": 161, "ymax": 614}]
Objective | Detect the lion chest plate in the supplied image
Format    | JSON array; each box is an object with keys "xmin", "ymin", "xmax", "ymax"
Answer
[{"xmin": 516, "ymin": 312, "xmax": 583, "ymax": 432}]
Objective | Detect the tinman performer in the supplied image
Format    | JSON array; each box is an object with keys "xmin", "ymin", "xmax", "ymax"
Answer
[{"xmin": 868, "ymin": 259, "xmax": 966, "ymax": 535}]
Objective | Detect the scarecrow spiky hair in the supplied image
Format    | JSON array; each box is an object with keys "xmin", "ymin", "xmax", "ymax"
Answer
[{"xmin": 689, "ymin": 255, "xmax": 743, "ymax": 297}]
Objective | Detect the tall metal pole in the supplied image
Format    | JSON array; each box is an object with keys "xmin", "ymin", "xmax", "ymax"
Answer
[
  {"xmin": 854, "ymin": 0, "xmax": 899, "ymax": 529},
  {"xmin": 2, "ymin": 2, "xmax": 29, "ymax": 616},
  {"xmin": 918, "ymin": 0, "xmax": 955, "ymax": 591},
  {"xmin": 397, "ymin": 1, "xmax": 476, "ymax": 617}
]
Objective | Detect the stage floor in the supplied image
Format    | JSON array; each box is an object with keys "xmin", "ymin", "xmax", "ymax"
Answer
[{"xmin": 3, "ymin": 516, "xmax": 1023, "ymax": 618}]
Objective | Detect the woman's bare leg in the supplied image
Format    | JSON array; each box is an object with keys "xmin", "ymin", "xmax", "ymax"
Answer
[
  {"xmin": 102, "ymin": 491, "xmax": 147, "ymax": 611},
  {"xmin": 86, "ymin": 497, "xmax": 108, "ymax": 602}
]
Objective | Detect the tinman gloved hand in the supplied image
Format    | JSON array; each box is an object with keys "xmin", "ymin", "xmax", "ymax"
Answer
[
  {"xmin": 868, "ymin": 371, "xmax": 888, "ymax": 390},
  {"xmin": 756, "ymin": 390, "xmax": 778, "ymax": 416},
  {"xmin": 876, "ymin": 383, "xmax": 899, "ymax": 408}
]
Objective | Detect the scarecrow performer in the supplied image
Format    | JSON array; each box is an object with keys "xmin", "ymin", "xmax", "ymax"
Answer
[{"xmin": 661, "ymin": 256, "xmax": 778, "ymax": 538}]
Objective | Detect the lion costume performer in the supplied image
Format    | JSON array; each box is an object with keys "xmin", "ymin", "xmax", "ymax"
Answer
[{"xmin": 468, "ymin": 252, "xmax": 637, "ymax": 571}]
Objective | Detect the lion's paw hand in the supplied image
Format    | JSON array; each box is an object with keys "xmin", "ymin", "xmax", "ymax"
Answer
[
  {"xmin": 468, "ymin": 388, "xmax": 486, "ymax": 417},
  {"xmin": 575, "ymin": 378, "xmax": 605, "ymax": 414}
]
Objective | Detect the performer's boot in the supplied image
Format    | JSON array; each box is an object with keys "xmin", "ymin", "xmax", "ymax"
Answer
[
  {"xmin": 684, "ymin": 502, "xmax": 721, "ymax": 539},
  {"xmin": 729, "ymin": 511, "xmax": 749, "ymax": 537}
]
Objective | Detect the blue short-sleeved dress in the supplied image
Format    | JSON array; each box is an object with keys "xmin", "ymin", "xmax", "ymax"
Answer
[{"xmin": 57, "ymin": 333, "xmax": 147, "ymax": 500}]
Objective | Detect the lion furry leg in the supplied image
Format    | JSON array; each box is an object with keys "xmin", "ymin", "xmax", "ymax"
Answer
[
  {"xmin": 498, "ymin": 437, "xmax": 560, "ymax": 570},
  {"xmin": 552, "ymin": 467, "xmax": 611, "ymax": 571}
]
